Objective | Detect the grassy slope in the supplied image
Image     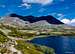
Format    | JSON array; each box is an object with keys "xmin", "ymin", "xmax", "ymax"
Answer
[{"xmin": 15, "ymin": 40, "xmax": 55, "ymax": 54}]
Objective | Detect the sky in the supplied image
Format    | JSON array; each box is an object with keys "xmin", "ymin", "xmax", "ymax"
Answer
[{"xmin": 0, "ymin": 0, "xmax": 75, "ymax": 25}]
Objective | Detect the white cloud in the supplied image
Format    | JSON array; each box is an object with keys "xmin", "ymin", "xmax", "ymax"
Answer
[
  {"xmin": 70, "ymin": 19, "xmax": 75, "ymax": 26},
  {"xmin": 22, "ymin": 0, "xmax": 53, "ymax": 5},
  {"xmin": 20, "ymin": 0, "xmax": 53, "ymax": 9},
  {"xmin": 18, "ymin": 3, "xmax": 31, "ymax": 9},
  {"xmin": 61, "ymin": 18, "xmax": 75, "ymax": 26},
  {"xmin": 61, "ymin": 19, "xmax": 70, "ymax": 24},
  {"xmin": 22, "ymin": 3, "xmax": 31, "ymax": 9},
  {"xmin": 71, "ymin": 19, "xmax": 75, "ymax": 23}
]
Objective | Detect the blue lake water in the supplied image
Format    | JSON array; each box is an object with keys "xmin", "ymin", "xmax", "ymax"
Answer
[{"xmin": 30, "ymin": 36, "xmax": 75, "ymax": 54}]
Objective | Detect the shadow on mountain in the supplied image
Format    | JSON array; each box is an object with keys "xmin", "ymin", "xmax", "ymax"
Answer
[{"xmin": 10, "ymin": 14, "xmax": 64, "ymax": 24}]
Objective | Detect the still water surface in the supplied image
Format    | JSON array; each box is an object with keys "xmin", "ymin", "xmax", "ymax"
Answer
[{"xmin": 30, "ymin": 36, "xmax": 75, "ymax": 54}]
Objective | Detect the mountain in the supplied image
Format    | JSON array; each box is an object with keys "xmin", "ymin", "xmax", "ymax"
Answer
[
  {"xmin": 10, "ymin": 14, "xmax": 64, "ymax": 24},
  {"xmin": 1, "ymin": 16, "xmax": 30, "ymax": 27},
  {"xmin": 31, "ymin": 20, "xmax": 50, "ymax": 26}
]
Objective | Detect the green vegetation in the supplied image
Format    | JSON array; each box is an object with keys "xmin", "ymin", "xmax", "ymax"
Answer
[
  {"xmin": 0, "ymin": 23, "xmax": 75, "ymax": 54},
  {"xmin": 0, "ymin": 23, "xmax": 75, "ymax": 37},
  {"xmin": 0, "ymin": 48, "xmax": 8, "ymax": 54},
  {"xmin": 0, "ymin": 30, "xmax": 9, "ymax": 43},
  {"xmin": 8, "ymin": 29, "xmax": 36, "ymax": 39},
  {"xmin": 15, "ymin": 40, "xmax": 55, "ymax": 54}
]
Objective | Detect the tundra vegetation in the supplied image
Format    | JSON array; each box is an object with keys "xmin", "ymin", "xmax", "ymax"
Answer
[
  {"xmin": 0, "ymin": 23, "xmax": 75, "ymax": 54},
  {"xmin": 0, "ymin": 23, "xmax": 56, "ymax": 54}
]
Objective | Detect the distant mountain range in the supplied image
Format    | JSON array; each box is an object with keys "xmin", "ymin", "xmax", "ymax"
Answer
[
  {"xmin": 10, "ymin": 14, "xmax": 64, "ymax": 24},
  {"xmin": 0, "ymin": 13, "xmax": 74, "ymax": 29}
]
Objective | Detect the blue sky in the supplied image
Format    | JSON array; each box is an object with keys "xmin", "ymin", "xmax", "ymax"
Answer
[{"xmin": 0, "ymin": 0, "xmax": 75, "ymax": 21}]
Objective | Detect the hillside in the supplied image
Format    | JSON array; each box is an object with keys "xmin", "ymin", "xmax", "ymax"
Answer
[
  {"xmin": 10, "ymin": 14, "xmax": 64, "ymax": 24},
  {"xmin": 0, "ymin": 14, "xmax": 75, "ymax": 54}
]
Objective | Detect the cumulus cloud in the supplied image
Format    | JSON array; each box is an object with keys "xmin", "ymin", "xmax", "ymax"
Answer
[
  {"xmin": 22, "ymin": 0, "xmax": 53, "ymax": 5},
  {"xmin": 61, "ymin": 19, "xmax": 70, "ymax": 24},
  {"xmin": 61, "ymin": 18, "xmax": 75, "ymax": 26},
  {"xmin": 71, "ymin": 19, "xmax": 75, "ymax": 23}
]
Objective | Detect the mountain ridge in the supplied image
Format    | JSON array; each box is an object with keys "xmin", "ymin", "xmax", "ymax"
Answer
[{"xmin": 9, "ymin": 14, "xmax": 64, "ymax": 24}]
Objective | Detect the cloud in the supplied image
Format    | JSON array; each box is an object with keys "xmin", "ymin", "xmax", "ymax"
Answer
[
  {"xmin": 20, "ymin": 0, "xmax": 53, "ymax": 9},
  {"xmin": 61, "ymin": 18, "xmax": 75, "ymax": 26},
  {"xmin": 61, "ymin": 19, "xmax": 70, "ymax": 24},
  {"xmin": 71, "ymin": 19, "xmax": 75, "ymax": 23},
  {"xmin": 18, "ymin": 3, "xmax": 31, "ymax": 9},
  {"xmin": 22, "ymin": 0, "xmax": 53, "ymax": 5},
  {"xmin": 57, "ymin": 13, "xmax": 63, "ymax": 17},
  {"xmin": 57, "ymin": 13, "xmax": 65, "ymax": 20}
]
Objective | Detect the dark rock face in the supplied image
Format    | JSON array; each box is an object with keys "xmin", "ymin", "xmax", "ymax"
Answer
[{"xmin": 10, "ymin": 14, "xmax": 64, "ymax": 24}]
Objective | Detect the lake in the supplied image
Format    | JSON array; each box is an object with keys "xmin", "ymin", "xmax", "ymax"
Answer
[{"xmin": 30, "ymin": 36, "xmax": 75, "ymax": 54}]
